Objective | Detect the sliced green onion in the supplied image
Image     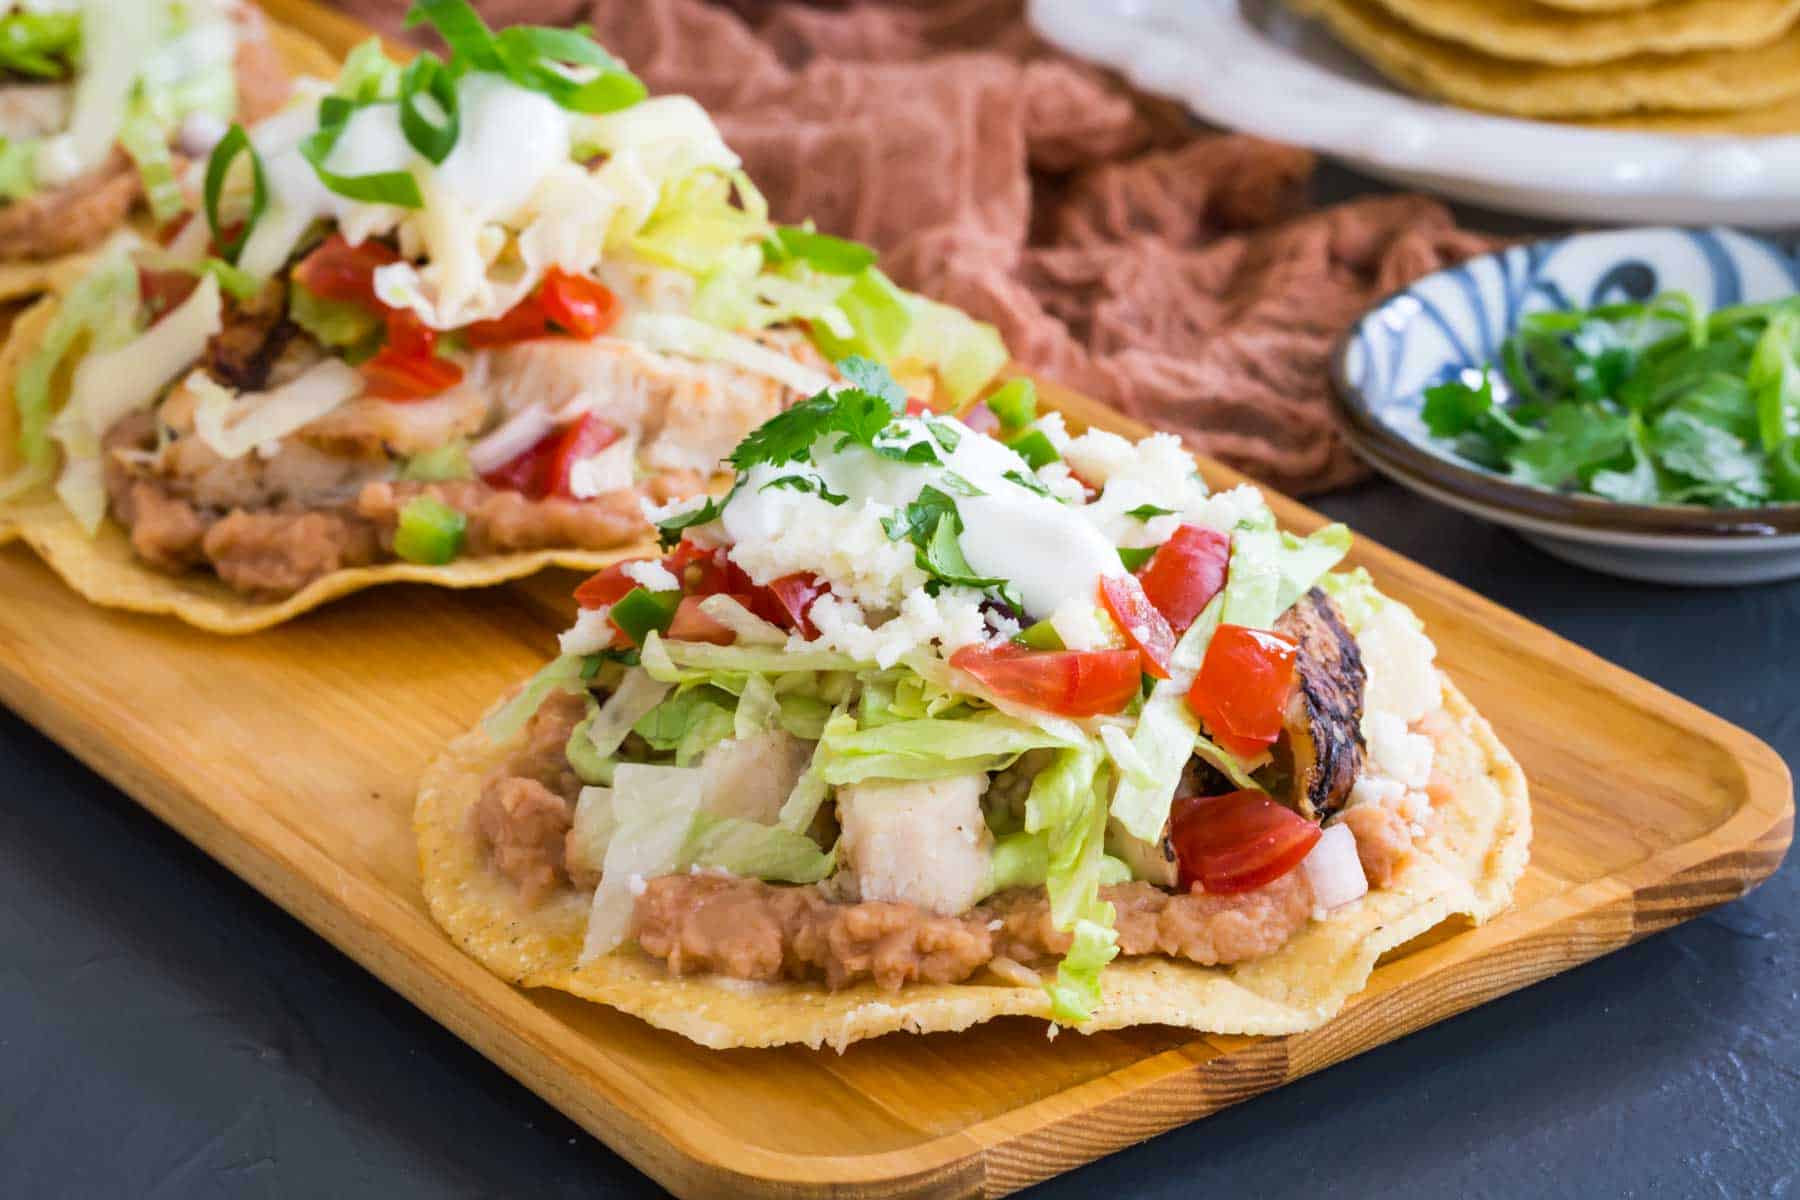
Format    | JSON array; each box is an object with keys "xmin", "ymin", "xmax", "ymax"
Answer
[
  {"xmin": 393, "ymin": 496, "xmax": 466, "ymax": 564},
  {"xmin": 399, "ymin": 52, "xmax": 459, "ymax": 165},
  {"xmin": 335, "ymin": 38, "xmax": 403, "ymax": 103},
  {"xmin": 299, "ymin": 110, "xmax": 424, "ymax": 209},
  {"xmin": 1014, "ymin": 619, "xmax": 1066, "ymax": 651},
  {"xmin": 399, "ymin": 441, "xmax": 473, "ymax": 482},
  {"xmin": 610, "ymin": 586, "xmax": 681, "ymax": 647},
  {"xmin": 1116, "ymin": 546, "xmax": 1155, "ymax": 572},
  {"xmin": 1007, "ymin": 427, "xmax": 1061, "ymax": 470},
  {"xmin": 986, "ymin": 378, "xmax": 1038, "ymax": 430},
  {"xmin": 203, "ymin": 124, "xmax": 268, "ymax": 264},
  {"xmin": 766, "ymin": 225, "xmax": 877, "ymax": 276},
  {"xmin": 403, "ymin": 0, "xmax": 506, "ymax": 73}
]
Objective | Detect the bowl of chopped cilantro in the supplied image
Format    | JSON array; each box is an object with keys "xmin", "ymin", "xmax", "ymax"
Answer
[{"xmin": 1332, "ymin": 227, "xmax": 1800, "ymax": 585}]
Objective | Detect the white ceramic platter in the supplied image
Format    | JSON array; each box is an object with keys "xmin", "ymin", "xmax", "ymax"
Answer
[{"xmin": 1029, "ymin": 0, "xmax": 1800, "ymax": 228}]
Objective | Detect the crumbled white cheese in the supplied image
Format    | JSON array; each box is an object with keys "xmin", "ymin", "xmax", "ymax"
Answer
[
  {"xmin": 1359, "ymin": 597, "xmax": 1442, "ymax": 725},
  {"xmin": 559, "ymin": 606, "xmax": 617, "ymax": 655},
  {"xmin": 1364, "ymin": 710, "xmax": 1433, "ymax": 789},
  {"xmin": 1033, "ymin": 460, "xmax": 1089, "ymax": 504},
  {"xmin": 1061, "ymin": 429, "xmax": 1139, "ymax": 488},
  {"xmin": 805, "ymin": 588, "xmax": 992, "ymax": 668},
  {"xmin": 621, "ymin": 558, "xmax": 680, "ymax": 592},
  {"xmin": 1035, "ymin": 410, "xmax": 1072, "ymax": 452}
]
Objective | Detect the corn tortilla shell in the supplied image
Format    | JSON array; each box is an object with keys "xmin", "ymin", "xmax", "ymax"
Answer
[
  {"xmin": 1594, "ymin": 94, "xmax": 1800, "ymax": 133},
  {"xmin": 416, "ymin": 675, "xmax": 1530, "ymax": 1050},
  {"xmin": 1357, "ymin": 0, "xmax": 1800, "ymax": 68},
  {"xmin": 1297, "ymin": 0, "xmax": 1800, "ymax": 117}
]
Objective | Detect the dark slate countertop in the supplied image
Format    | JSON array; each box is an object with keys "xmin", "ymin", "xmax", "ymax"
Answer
[{"xmin": 2, "ymin": 477, "xmax": 1793, "ymax": 1199}]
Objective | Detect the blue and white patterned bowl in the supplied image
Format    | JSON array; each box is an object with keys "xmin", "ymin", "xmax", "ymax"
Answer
[{"xmin": 1332, "ymin": 227, "xmax": 1800, "ymax": 586}]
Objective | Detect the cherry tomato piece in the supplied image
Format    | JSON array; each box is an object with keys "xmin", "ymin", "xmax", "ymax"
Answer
[
  {"xmin": 1098, "ymin": 574, "xmax": 1175, "ymax": 679},
  {"xmin": 464, "ymin": 294, "xmax": 551, "ymax": 347},
  {"xmin": 539, "ymin": 268, "xmax": 620, "ymax": 339},
  {"xmin": 360, "ymin": 343, "xmax": 465, "ymax": 401},
  {"xmin": 1185, "ymin": 624, "xmax": 1298, "ymax": 760},
  {"xmin": 1169, "ymin": 790, "xmax": 1321, "ymax": 894},
  {"xmin": 292, "ymin": 233, "xmax": 401, "ymax": 311},
  {"xmin": 541, "ymin": 413, "xmax": 621, "ymax": 499},
  {"xmin": 766, "ymin": 573, "xmax": 827, "ymax": 638},
  {"xmin": 572, "ymin": 561, "xmax": 643, "ymax": 610},
  {"xmin": 1137, "ymin": 524, "xmax": 1230, "ymax": 634},
  {"xmin": 949, "ymin": 643, "xmax": 1143, "ymax": 718},
  {"xmin": 666, "ymin": 595, "xmax": 738, "ymax": 645}
]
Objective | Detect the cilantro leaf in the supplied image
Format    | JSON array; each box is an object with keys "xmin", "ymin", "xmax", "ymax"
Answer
[
  {"xmin": 729, "ymin": 385, "xmax": 896, "ymax": 472},
  {"xmin": 760, "ymin": 475, "xmax": 849, "ymax": 505},
  {"xmin": 1648, "ymin": 410, "xmax": 1769, "ymax": 501},
  {"xmin": 882, "ymin": 485, "xmax": 1009, "ymax": 597},
  {"xmin": 836, "ymin": 356, "xmax": 906, "ymax": 412},
  {"xmin": 653, "ymin": 492, "xmax": 729, "ymax": 548},
  {"xmin": 1125, "ymin": 504, "xmax": 1175, "ymax": 520},
  {"xmin": 938, "ymin": 471, "xmax": 984, "ymax": 497},
  {"xmin": 925, "ymin": 418, "xmax": 961, "ymax": 453},
  {"xmin": 1003, "ymin": 469, "xmax": 1054, "ymax": 499},
  {"xmin": 1421, "ymin": 372, "xmax": 1494, "ymax": 438},
  {"xmin": 1505, "ymin": 404, "xmax": 1631, "ymax": 491}
]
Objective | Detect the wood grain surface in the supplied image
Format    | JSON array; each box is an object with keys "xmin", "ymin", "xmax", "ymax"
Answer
[{"xmin": 0, "ymin": 4, "xmax": 1787, "ymax": 1195}]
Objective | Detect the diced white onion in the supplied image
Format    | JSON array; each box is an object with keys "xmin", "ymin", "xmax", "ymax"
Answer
[
  {"xmin": 177, "ymin": 111, "xmax": 229, "ymax": 159},
  {"xmin": 1301, "ymin": 823, "xmax": 1368, "ymax": 911},
  {"xmin": 467, "ymin": 401, "xmax": 554, "ymax": 474},
  {"xmin": 192, "ymin": 358, "xmax": 363, "ymax": 461}
]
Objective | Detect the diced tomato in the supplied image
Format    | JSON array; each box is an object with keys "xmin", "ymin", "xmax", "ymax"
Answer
[
  {"xmin": 573, "ymin": 561, "xmax": 643, "ymax": 609},
  {"xmin": 1185, "ymin": 624, "xmax": 1298, "ymax": 760},
  {"xmin": 1169, "ymin": 791, "xmax": 1321, "ymax": 894},
  {"xmin": 904, "ymin": 396, "xmax": 931, "ymax": 417},
  {"xmin": 361, "ymin": 313, "xmax": 464, "ymax": 401},
  {"xmin": 949, "ymin": 643, "xmax": 1143, "ymax": 718},
  {"xmin": 292, "ymin": 233, "xmax": 401, "ymax": 312},
  {"xmin": 482, "ymin": 413, "xmax": 621, "ymax": 499},
  {"xmin": 361, "ymin": 345, "xmax": 465, "ymax": 401},
  {"xmin": 766, "ymin": 573, "xmax": 827, "ymax": 639},
  {"xmin": 539, "ymin": 268, "xmax": 620, "ymax": 339},
  {"xmin": 138, "ymin": 268, "xmax": 199, "ymax": 322},
  {"xmin": 1098, "ymin": 574, "xmax": 1175, "ymax": 679},
  {"xmin": 960, "ymin": 401, "xmax": 1001, "ymax": 437},
  {"xmin": 464, "ymin": 270, "xmax": 619, "ymax": 347},
  {"xmin": 664, "ymin": 539, "xmax": 737, "ymax": 597},
  {"xmin": 480, "ymin": 432, "xmax": 554, "ymax": 496},
  {"xmin": 464, "ymin": 293, "xmax": 551, "ymax": 347},
  {"xmin": 542, "ymin": 413, "xmax": 621, "ymax": 499},
  {"xmin": 1137, "ymin": 524, "xmax": 1230, "ymax": 634},
  {"xmin": 666, "ymin": 594, "xmax": 737, "ymax": 645}
]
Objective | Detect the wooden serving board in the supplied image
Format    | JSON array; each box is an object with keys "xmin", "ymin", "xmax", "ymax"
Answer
[
  {"xmin": 1, "ymin": 373, "xmax": 1788, "ymax": 1197},
  {"xmin": 0, "ymin": 3, "xmax": 1788, "ymax": 1194}
]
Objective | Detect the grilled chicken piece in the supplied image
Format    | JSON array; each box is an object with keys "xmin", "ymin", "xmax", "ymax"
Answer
[
  {"xmin": 204, "ymin": 295, "xmax": 301, "ymax": 393},
  {"xmin": 1272, "ymin": 587, "xmax": 1366, "ymax": 820},
  {"xmin": 838, "ymin": 774, "xmax": 994, "ymax": 916}
]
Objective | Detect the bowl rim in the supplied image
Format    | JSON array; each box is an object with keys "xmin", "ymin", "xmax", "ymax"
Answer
[{"xmin": 1329, "ymin": 229, "xmax": 1800, "ymax": 540}]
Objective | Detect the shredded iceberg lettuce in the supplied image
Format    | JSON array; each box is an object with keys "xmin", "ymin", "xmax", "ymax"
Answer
[
  {"xmin": 1107, "ymin": 595, "xmax": 1222, "ymax": 842},
  {"xmin": 633, "ymin": 685, "xmax": 737, "ymax": 765},
  {"xmin": 2, "ymin": 241, "xmax": 139, "ymax": 501},
  {"xmin": 1023, "ymin": 744, "xmax": 1120, "ymax": 1023},
  {"xmin": 684, "ymin": 813, "xmax": 835, "ymax": 882},
  {"xmin": 816, "ymin": 709, "xmax": 1076, "ymax": 785},
  {"xmin": 483, "ymin": 653, "xmax": 593, "ymax": 742},
  {"xmin": 1221, "ymin": 522, "xmax": 1353, "ymax": 630},
  {"xmin": 897, "ymin": 294, "xmax": 1008, "ymax": 407}
]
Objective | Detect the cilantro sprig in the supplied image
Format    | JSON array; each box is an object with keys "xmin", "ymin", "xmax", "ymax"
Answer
[
  {"xmin": 1424, "ymin": 291, "xmax": 1800, "ymax": 508},
  {"xmin": 882, "ymin": 486, "xmax": 1014, "ymax": 603}
]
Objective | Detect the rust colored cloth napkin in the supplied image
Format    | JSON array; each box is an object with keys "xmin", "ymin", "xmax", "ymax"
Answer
[{"xmin": 334, "ymin": 0, "xmax": 1492, "ymax": 494}]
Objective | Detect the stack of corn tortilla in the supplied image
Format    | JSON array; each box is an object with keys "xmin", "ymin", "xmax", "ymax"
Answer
[{"xmin": 1289, "ymin": 0, "xmax": 1800, "ymax": 132}]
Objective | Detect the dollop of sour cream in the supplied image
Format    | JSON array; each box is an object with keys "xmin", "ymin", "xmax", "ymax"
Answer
[{"xmin": 720, "ymin": 412, "xmax": 1124, "ymax": 621}]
